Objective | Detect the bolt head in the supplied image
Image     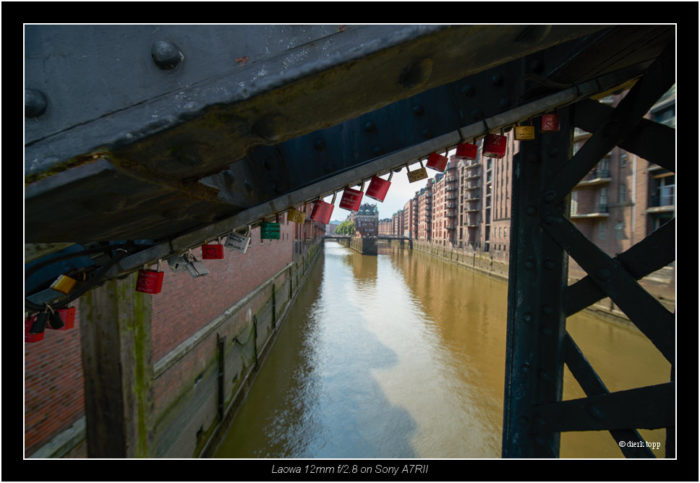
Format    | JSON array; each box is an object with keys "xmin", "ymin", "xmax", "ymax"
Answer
[
  {"xmin": 151, "ymin": 40, "xmax": 183, "ymax": 69},
  {"xmin": 25, "ymin": 89, "xmax": 47, "ymax": 118},
  {"xmin": 314, "ymin": 139, "xmax": 326, "ymax": 151},
  {"xmin": 492, "ymin": 73, "xmax": 504, "ymax": 86},
  {"xmin": 412, "ymin": 105, "xmax": 424, "ymax": 116}
]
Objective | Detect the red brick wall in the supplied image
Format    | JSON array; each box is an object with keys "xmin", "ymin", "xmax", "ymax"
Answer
[
  {"xmin": 25, "ymin": 303, "xmax": 85, "ymax": 455},
  {"xmin": 151, "ymin": 223, "xmax": 294, "ymax": 363}
]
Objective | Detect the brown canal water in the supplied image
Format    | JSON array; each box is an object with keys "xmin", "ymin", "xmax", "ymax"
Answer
[{"xmin": 213, "ymin": 241, "xmax": 670, "ymax": 458}]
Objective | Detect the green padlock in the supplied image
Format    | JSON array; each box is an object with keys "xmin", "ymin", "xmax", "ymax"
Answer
[{"xmin": 261, "ymin": 222, "xmax": 281, "ymax": 240}]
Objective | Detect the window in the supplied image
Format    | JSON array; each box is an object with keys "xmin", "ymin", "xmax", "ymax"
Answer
[
  {"xmin": 598, "ymin": 187, "xmax": 608, "ymax": 211},
  {"xmin": 620, "ymin": 151, "xmax": 628, "ymax": 167},
  {"xmin": 618, "ymin": 182, "xmax": 626, "ymax": 203},
  {"xmin": 651, "ymin": 103, "xmax": 675, "ymax": 128},
  {"xmin": 598, "ymin": 220, "xmax": 607, "ymax": 240},
  {"xmin": 615, "ymin": 221, "xmax": 625, "ymax": 240}
]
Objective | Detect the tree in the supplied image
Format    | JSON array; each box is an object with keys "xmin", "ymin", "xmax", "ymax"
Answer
[{"xmin": 335, "ymin": 220, "xmax": 355, "ymax": 235}]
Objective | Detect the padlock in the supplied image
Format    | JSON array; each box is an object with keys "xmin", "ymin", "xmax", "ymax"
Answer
[
  {"xmin": 455, "ymin": 142, "xmax": 478, "ymax": 160},
  {"xmin": 136, "ymin": 262, "xmax": 164, "ymax": 294},
  {"xmin": 261, "ymin": 222, "xmax": 281, "ymax": 240},
  {"xmin": 167, "ymin": 254, "xmax": 190, "ymax": 272},
  {"xmin": 339, "ymin": 186, "xmax": 363, "ymax": 212},
  {"xmin": 365, "ymin": 173, "xmax": 392, "ymax": 202},
  {"xmin": 514, "ymin": 123, "xmax": 535, "ymax": 140},
  {"xmin": 201, "ymin": 242, "xmax": 224, "ymax": 259},
  {"xmin": 25, "ymin": 315, "xmax": 45, "ymax": 343},
  {"xmin": 541, "ymin": 113, "xmax": 560, "ymax": 132},
  {"xmin": 426, "ymin": 152, "xmax": 448, "ymax": 172},
  {"xmin": 55, "ymin": 307, "xmax": 76, "ymax": 330},
  {"xmin": 185, "ymin": 257, "xmax": 209, "ymax": 278},
  {"xmin": 225, "ymin": 228, "xmax": 251, "ymax": 253},
  {"xmin": 406, "ymin": 161, "xmax": 428, "ymax": 183},
  {"xmin": 47, "ymin": 307, "xmax": 65, "ymax": 330},
  {"xmin": 310, "ymin": 197, "xmax": 334, "ymax": 224},
  {"xmin": 483, "ymin": 133, "xmax": 507, "ymax": 158},
  {"xmin": 50, "ymin": 274, "xmax": 77, "ymax": 295},
  {"xmin": 287, "ymin": 207, "xmax": 306, "ymax": 224}
]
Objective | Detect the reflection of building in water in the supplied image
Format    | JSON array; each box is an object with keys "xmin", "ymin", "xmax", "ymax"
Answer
[{"xmin": 351, "ymin": 203, "xmax": 379, "ymax": 237}]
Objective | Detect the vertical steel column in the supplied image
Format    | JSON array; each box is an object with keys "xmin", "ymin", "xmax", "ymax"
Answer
[{"xmin": 502, "ymin": 109, "xmax": 572, "ymax": 457}]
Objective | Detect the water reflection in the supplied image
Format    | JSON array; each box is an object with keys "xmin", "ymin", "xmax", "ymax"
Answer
[
  {"xmin": 215, "ymin": 243, "xmax": 417, "ymax": 458},
  {"xmin": 215, "ymin": 241, "xmax": 670, "ymax": 458}
]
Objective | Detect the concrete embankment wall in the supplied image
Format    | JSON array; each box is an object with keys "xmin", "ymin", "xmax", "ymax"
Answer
[{"xmin": 156, "ymin": 239, "xmax": 323, "ymax": 457}]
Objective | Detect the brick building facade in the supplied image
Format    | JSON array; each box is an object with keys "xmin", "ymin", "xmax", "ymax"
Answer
[{"xmin": 388, "ymin": 85, "xmax": 675, "ymax": 276}]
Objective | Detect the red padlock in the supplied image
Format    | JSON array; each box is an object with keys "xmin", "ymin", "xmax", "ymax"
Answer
[
  {"xmin": 483, "ymin": 133, "xmax": 507, "ymax": 158},
  {"xmin": 455, "ymin": 142, "xmax": 478, "ymax": 160},
  {"xmin": 136, "ymin": 268, "xmax": 164, "ymax": 294},
  {"xmin": 541, "ymin": 113, "xmax": 560, "ymax": 132},
  {"xmin": 310, "ymin": 198, "xmax": 334, "ymax": 224},
  {"xmin": 56, "ymin": 307, "xmax": 76, "ymax": 330},
  {"xmin": 426, "ymin": 152, "xmax": 448, "ymax": 171},
  {"xmin": 365, "ymin": 174, "xmax": 392, "ymax": 202},
  {"xmin": 201, "ymin": 243, "xmax": 224, "ymax": 260},
  {"xmin": 339, "ymin": 186, "xmax": 363, "ymax": 211},
  {"xmin": 25, "ymin": 316, "xmax": 44, "ymax": 343}
]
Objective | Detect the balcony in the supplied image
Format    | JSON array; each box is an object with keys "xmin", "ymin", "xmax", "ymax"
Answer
[
  {"xmin": 647, "ymin": 187, "xmax": 674, "ymax": 213},
  {"xmin": 577, "ymin": 168, "xmax": 611, "ymax": 187},
  {"xmin": 570, "ymin": 204, "xmax": 609, "ymax": 219}
]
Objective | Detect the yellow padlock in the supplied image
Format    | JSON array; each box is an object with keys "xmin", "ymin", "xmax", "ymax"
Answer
[
  {"xmin": 406, "ymin": 161, "xmax": 428, "ymax": 183},
  {"xmin": 287, "ymin": 207, "xmax": 306, "ymax": 224},
  {"xmin": 514, "ymin": 124, "xmax": 535, "ymax": 141},
  {"xmin": 50, "ymin": 275, "xmax": 77, "ymax": 295}
]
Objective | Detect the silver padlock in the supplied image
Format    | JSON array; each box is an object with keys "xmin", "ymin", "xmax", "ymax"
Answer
[
  {"xmin": 225, "ymin": 227, "xmax": 251, "ymax": 253},
  {"xmin": 185, "ymin": 255, "xmax": 209, "ymax": 278},
  {"xmin": 167, "ymin": 254, "xmax": 190, "ymax": 273}
]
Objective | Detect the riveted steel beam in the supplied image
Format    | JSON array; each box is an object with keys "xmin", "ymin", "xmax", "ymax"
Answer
[
  {"xmin": 544, "ymin": 214, "xmax": 674, "ymax": 362},
  {"xmin": 565, "ymin": 218, "xmax": 675, "ymax": 317},
  {"xmin": 545, "ymin": 42, "xmax": 675, "ymax": 203},
  {"xmin": 573, "ymin": 99, "xmax": 676, "ymax": 172},
  {"xmin": 533, "ymin": 383, "xmax": 674, "ymax": 432},
  {"xmin": 501, "ymin": 105, "xmax": 573, "ymax": 458},
  {"xmin": 26, "ymin": 25, "xmax": 605, "ymax": 179},
  {"xmin": 563, "ymin": 333, "xmax": 655, "ymax": 458}
]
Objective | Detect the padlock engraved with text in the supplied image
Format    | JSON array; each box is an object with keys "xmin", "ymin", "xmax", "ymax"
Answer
[
  {"xmin": 406, "ymin": 162, "xmax": 428, "ymax": 183},
  {"xmin": 225, "ymin": 231, "xmax": 251, "ymax": 253}
]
